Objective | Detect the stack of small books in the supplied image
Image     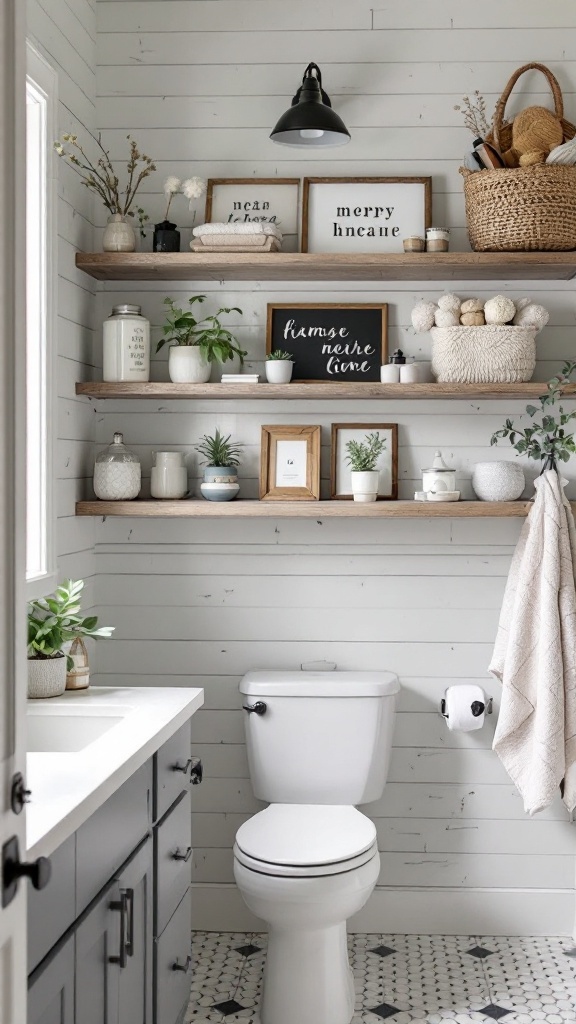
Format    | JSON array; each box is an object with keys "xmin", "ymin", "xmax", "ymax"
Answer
[
  {"xmin": 221, "ymin": 373, "xmax": 260, "ymax": 384},
  {"xmin": 191, "ymin": 222, "xmax": 282, "ymax": 253}
]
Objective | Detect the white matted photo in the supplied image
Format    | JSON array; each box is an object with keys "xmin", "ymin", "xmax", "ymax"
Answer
[
  {"xmin": 331, "ymin": 423, "xmax": 398, "ymax": 500},
  {"xmin": 302, "ymin": 177, "xmax": 431, "ymax": 253},
  {"xmin": 260, "ymin": 425, "xmax": 321, "ymax": 501},
  {"xmin": 205, "ymin": 178, "xmax": 300, "ymax": 251},
  {"xmin": 275, "ymin": 439, "xmax": 308, "ymax": 488}
]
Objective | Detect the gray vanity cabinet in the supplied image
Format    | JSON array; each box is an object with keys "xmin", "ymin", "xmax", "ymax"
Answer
[
  {"xmin": 75, "ymin": 879, "xmax": 121, "ymax": 1024},
  {"xmin": 27, "ymin": 936, "xmax": 75, "ymax": 1024},
  {"xmin": 116, "ymin": 839, "xmax": 153, "ymax": 1024}
]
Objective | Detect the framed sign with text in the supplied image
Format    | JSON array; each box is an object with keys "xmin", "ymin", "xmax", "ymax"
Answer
[
  {"xmin": 266, "ymin": 303, "xmax": 388, "ymax": 382},
  {"xmin": 302, "ymin": 176, "xmax": 432, "ymax": 253},
  {"xmin": 205, "ymin": 178, "xmax": 300, "ymax": 251}
]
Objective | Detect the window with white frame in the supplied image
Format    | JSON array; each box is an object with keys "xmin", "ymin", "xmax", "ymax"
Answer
[{"xmin": 26, "ymin": 42, "xmax": 57, "ymax": 595}]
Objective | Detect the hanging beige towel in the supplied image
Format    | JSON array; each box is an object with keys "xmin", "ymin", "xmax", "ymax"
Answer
[{"xmin": 490, "ymin": 469, "xmax": 576, "ymax": 814}]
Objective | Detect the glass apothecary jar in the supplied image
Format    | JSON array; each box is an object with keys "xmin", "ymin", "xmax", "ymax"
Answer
[
  {"xmin": 93, "ymin": 432, "xmax": 141, "ymax": 500},
  {"xmin": 103, "ymin": 303, "xmax": 150, "ymax": 382}
]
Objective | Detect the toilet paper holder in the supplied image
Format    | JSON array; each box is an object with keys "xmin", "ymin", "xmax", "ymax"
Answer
[{"xmin": 440, "ymin": 696, "xmax": 493, "ymax": 719}]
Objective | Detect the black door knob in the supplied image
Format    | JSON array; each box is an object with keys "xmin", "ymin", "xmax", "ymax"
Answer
[{"xmin": 2, "ymin": 836, "xmax": 51, "ymax": 908}]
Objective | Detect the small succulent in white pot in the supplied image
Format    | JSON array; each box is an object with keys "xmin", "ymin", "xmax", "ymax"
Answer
[
  {"xmin": 157, "ymin": 295, "xmax": 247, "ymax": 383},
  {"xmin": 195, "ymin": 429, "xmax": 245, "ymax": 502},
  {"xmin": 27, "ymin": 579, "xmax": 115, "ymax": 698},
  {"xmin": 265, "ymin": 350, "xmax": 294, "ymax": 384},
  {"xmin": 345, "ymin": 432, "xmax": 387, "ymax": 503}
]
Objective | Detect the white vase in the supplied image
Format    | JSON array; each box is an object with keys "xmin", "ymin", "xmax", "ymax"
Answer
[
  {"xmin": 168, "ymin": 346, "xmax": 211, "ymax": 383},
  {"xmin": 102, "ymin": 214, "xmax": 136, "ymax": 253},
  {"xmin": 28, "ymin": 655, "xmax": 67, "ymax": 699},
  {"xmin": 350, "ymin": 470, "xmax": 379, "ymax": 503},
  {"xmin": 472, "ymin": 461, "xmax": 525, "ymax": 501},
  {"xmin": 265, "ymin": 361, "xmax": 294, "ymax": 384},
  {"xmin": 151, "ymin": 451, "xmax": 188, "ymax": 499}
]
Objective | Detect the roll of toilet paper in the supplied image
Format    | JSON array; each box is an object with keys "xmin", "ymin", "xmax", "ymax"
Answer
[{"xmin": 443, "ymin": 684, "xmax": 487, "ymax": 732}]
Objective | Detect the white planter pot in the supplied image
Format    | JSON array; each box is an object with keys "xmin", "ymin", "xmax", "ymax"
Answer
[
  {"xmin": 265, "ymin": 361, "xmax": 294, "ymax": 384},
  {"xmin": 27, "ymin": 655, "xmax": 67, "ymax": 699},
  {"xmin": 472, "ymin": 461, "xmax": 525, "ymax": 501},
  {"xmin": 168, "ymin": 346, "xmax": 211, "ymax": 383},
  {"xmin": 350, "ymin": 470, "xmax": 379, "ymax": 503},
  {"xmin": 102, "ymin": 214, "xmax": 136, "ymax": 253}
]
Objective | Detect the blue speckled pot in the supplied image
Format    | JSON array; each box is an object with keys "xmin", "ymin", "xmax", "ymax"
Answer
[{"xmin": 200, "ymin": 465, "xmax": 240, "ymax": 502}]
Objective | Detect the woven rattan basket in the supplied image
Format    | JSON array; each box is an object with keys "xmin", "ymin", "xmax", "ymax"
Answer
[
  {"xmin": 430, "ymin": 325, "xmax": 537, "ymax": 383},
  {"xmin": 461, "ymin": 63, "xmax": 576, "ymax": 251}
]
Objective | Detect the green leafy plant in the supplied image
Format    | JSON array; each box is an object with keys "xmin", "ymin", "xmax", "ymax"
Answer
[
  {"xmin": 28, "ymin": 579, "xmax": 115, "ymax": 670},
  {"xmin": 195, "ymin": 429, "xmax": 244, "ymax": 468},
  {"xmin": 491, "ymin": 361, "xmax": 576, "ymax": 472},
  {"xmin": 345, "ymin": 432, "xmax": 387, "ymax": 472},
  {"xmin": 266, "ymin": 349, "xmax": 293, "ymax": 361},
  {"xmin": 156, "ymin": 296, "xmax": 247, "ymax": 365}
]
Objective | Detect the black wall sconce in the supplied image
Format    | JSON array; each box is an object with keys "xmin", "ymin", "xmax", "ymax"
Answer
[{"xmin": 270, "ymin": 63, "xmax": 351, "ymax": 148}]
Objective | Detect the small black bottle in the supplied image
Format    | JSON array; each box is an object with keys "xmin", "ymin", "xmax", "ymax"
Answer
[{"xmin": 153, "ymin": 220, "xmax": 181, "ymax": 252}]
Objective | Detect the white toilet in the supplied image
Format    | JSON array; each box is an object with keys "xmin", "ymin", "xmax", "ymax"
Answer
[{"xmin": 233, "ymin": 670, "xmax": 400, "ymax": 1024}]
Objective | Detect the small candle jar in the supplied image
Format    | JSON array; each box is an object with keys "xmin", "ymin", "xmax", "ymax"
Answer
[
  {"xmin": 421, "ymin": 450, "xmax": 456, "ymax": 494},
  {"xmin": 426, "ymin": 228, "xmax": 450, "ymax": 252},
  {"xmin": 403, "ymin": 236, "xmax": 426, "ymax": 253}
]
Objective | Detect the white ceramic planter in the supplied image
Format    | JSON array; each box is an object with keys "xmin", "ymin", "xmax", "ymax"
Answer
[
  {"xmin": 102, "ymin": 214, "xmax": 136, "ymax": 253},
  {"xmin": 265, "ymin": 361, "xmax": 294, "ymax": 384},
  {"xmin": 168, "ymin": 346, "xmax": 211, "ymax": 383},
  {"xmin": 472, "ymin": 461, "xmax": 525, "ymax": 501},
  {"xmin": 28, "ymin": 655, "xmax": 67, "ymax": 699},
  {"xmin": 350, "ymin": 470, "xmax": 379, "ymax": 503}
]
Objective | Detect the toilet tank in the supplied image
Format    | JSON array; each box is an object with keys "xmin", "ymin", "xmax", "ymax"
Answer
[{"xmin": 240, "ymin": 671, "xmax": 400, "ymax": 805}]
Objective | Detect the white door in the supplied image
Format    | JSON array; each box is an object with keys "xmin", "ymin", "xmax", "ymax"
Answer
[{"xmin": 0, "ymin": 1, "xmax": 31, "ymax": 1021}]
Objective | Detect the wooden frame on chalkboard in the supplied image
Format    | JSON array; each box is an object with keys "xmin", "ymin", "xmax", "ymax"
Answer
[
  {"xmin": 301, "ymin": 176, "xmax": 432, "ymax": 253},
  {"xmin": 204, "ymin": 178, "xmax": 300, "ymax": 250},
  {"xmin": 266, "ymin": 303, "xmax": 388, "ymax": 383},
  {"xmin": 330, "ymin": 423, "xmax": 398, "ymax": 501},
  {"xmin": 260, "ymin": 425, "xmax": 321, "ymax": 501}
]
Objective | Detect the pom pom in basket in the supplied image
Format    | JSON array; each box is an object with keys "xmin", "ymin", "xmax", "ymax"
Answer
[
  {"xmin": 460, "ymin": 63, "xmax": 576, "ymax": 251},
  {"xmin": 430, "ymin": 325, "xmax": 537, "ymax": 383}
]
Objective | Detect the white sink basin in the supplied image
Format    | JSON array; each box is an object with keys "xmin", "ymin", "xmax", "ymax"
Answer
[{"xmin": 27, "ymin": 707, "xmax": 130, "ymax": 753}]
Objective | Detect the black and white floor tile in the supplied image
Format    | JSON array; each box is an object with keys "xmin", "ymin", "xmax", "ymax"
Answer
[{"xmin": 184, "ymin": 932, "xmax": 576, "ymax": 1024}]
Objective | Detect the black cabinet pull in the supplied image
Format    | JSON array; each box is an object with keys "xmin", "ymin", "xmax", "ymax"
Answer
[
  {"xmin": 172, "ymin": 955, "xmax": 192, "ymax": 972},
  {"xmin": 2, "ymin": 836, "xmax": 51, "ymax": 908},
  {"xmin": 125, "ymin": 887, "xmax": 135, "ymax": 957},
  {"xmin": 172, "ymin": 846, "xmax": 193, "ymax": 863},
  {"xmin": 109, "ymin": 891, "xmax": 129, "ymax": 968},
  {"xmin": 172, "ymin": 758, "xmax": 192, "ymax": 774}
]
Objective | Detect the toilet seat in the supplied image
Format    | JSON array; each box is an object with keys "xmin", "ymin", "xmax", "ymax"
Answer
[{"xmin": 234, "ymin": 804, "xmax": 378, "ymax": 878}]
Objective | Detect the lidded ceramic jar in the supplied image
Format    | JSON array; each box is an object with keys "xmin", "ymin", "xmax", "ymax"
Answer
[
  {"xmin": 103, "ymin": 304, "xmax": 150, "ymax": 382},
  {"xmin": 151, "ymin": 451, "xmax": 188, "ymax": 499},
  {"xmin": 93, "ymin": 432, "xmax": 141, "ymax": 500},
  {"xmin": 422, "ymin": 450, "xmax": 456, "ymax": 493}
]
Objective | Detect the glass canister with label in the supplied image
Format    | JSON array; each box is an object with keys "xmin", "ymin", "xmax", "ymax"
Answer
[{"xmin": 103, "ymin": 303, "xmax": 150, "ymax": 381}]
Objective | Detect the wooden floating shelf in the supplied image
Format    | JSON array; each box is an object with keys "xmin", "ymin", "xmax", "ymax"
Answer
[
  {"xmin": 76, "ymin": 499, "xmax": 549, "ymax": 519},
  {"xmin": 75, "ymin": 251, "xmax": 576, "ymax": 283},
  {"xmin": 75, "ymin": 381, "xmax": 576, "ymax": 401}
]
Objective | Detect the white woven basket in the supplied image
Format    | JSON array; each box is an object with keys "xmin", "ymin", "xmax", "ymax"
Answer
[{"xmin": 430, "ymin": 325, "xmax": 537, "ymax": 383}]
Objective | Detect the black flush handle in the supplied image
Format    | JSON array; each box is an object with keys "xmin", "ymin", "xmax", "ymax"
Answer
[
  {"xmin": 172, "ymin": 757, "xmax": 193, "ymax": 774},
  {"xmin": 172, "ymin": 955, "xmax": 192, "ymax": 972},
  {"xmin": 243, "ymin": 701, "xmax": 267, "ymax": 716},
  {"xmin": 471, "ymin": 701, "xmax": 485, "ymax": 717},
  {"xmin": 190, "ymin": 758, "xmax": 203, "ymax": 785},
  {"xmin": 172, "ymin": 846, "xmax": 193, "ymax": 863}
]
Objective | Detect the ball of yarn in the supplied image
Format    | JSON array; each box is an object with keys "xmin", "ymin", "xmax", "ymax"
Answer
[
  {"xmin": 512, "ymin": 302, "xmax": 549, "ymax": 332},
  {"xmin": 434, "ymin": 309, "xmax": 460, "ymax": 328},
  {"xmin": 512, "ymin": 105, "xmax": 563, "ymax": 159},
  {"xmin": 411, "ymin": 301, "xmax": 437, "ymax": 333},
  {"xmin": 515, "ymin": 297, "xmax": 532, "ymax": 312},
  {"xmin": 484, "ymin": 295, "xmax": 516, "ymax": 325},
  {"xmin": 460, "ymin": 311, "xmax": 485, "ymax": 326},
  {"xmin": 519, "ymin": 150, "xmax": 547, "ymax": 167},
  {"xmin": 438, "ymin": 293, "xmax": 461, "ymax": 313},
  {"xmin": 460, "ymin": 298, "xmax": 483, "ymax": 314}
]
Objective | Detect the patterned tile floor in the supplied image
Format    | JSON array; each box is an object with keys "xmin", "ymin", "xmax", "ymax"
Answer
[{"xmin": 184, "ymin": 932, "xmax": 576, "ymax": 1024}]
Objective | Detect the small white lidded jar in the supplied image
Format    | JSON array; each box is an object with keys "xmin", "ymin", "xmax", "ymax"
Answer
[
  {"xmin": 151, "ymin": 451, "xmax": 188, "ymax": 500},
  {"xmin": 103, "ymin": 303, "xmax": 150, "ymax": 382},
  {"xmin": 422, "ymin": 450, "xmax": 456, "ymax": 494}
]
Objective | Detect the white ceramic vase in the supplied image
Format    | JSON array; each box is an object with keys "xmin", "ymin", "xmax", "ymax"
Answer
[
  {"xmin": 168, "ymin": 346, "xmax": 211, "ymax": 383},
  {"xmin": 350, "ymin": 470, "xmax": 379, "ymax": 503},
  {"xmin": 102, "ymin": 214, "xmax": 136, "ymax": 253},
  {"xmin": 265, "ymin": 361, "xmax": 294, "ymax": 384},
  {"xmin": 27, "ymin": 655, "xmax": 67, "ymax": 699},
  {"xmin": 151, "ymin": 451, "xmax": 188, "ymax": 499},
  {"xmin": 472, "ymin": 461, "xmax": 525, "ymax": 501}
]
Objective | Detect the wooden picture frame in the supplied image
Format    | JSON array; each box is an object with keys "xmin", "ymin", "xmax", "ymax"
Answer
[
  {"xmin": 260, "ymin": 425, "xmax": 321, "ymax": 501},
  {"xmin": 266, "ymin": 303, "xmax": 388, "ymax": 382},
  {"xmin": 301, "ymin": 176, "xmax": 432, "ymax": 253},
  {"xmin": 204, "ymin": 178, "xmax": 300, "ymax": 250},
  {"xmin": 330, "ymin": 423, "xmax": 398, "ymax": 500}
]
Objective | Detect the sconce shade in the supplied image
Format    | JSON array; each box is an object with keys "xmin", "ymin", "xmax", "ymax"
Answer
[{"xmin": 270, "ymin": 63, "xmax": 351, "ymax": 148}]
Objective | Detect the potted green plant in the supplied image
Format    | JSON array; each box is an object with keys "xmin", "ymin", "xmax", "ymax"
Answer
[
  {"xmin": 195, "ymin": 429, "xmax": 244, "ymax": 501},
  {"xmin": 27, "ymin": 579, "xmax": 115, "ymax": 699},
  {"xmin": 345, "ymin": 432, "xmax": 387, "ymax": 503},
  {"xmin": 157, "ymin": 296, "xmax": 247, "ymax": 384},
  {"xmin": 265, "ymin": 349, "xmax": 294, "ymax": 384}
]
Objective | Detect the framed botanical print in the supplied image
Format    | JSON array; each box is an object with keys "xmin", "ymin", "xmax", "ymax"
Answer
[
  {"xmin": 260, "ymin": 425, "xmax": 321, "ymax": 501},
  {"xmin": 204, "ymin": 178, "xmax": 300, "ymax": 251},
  {"xmin": 330, "ymin": 423, "xmax": 398, "ymax": 500}
]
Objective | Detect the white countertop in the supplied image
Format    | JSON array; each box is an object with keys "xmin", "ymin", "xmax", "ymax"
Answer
[{"xmin": 26, "ymin": 686, "xmax": 204, "ymax": 860}]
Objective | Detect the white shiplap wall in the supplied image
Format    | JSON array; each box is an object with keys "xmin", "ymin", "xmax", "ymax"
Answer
[
  {"xmin": 92, "ymin": 0, "xmax": 576, "ymax": 934},
  {"xmin": 28, "ymin": 0, "xmax": 97, "ymax": 600}
]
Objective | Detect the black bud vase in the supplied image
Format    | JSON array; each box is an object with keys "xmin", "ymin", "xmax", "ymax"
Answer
[{"xmin": 153, "ymin": 220, "xmax": 180, "ymax": 252}]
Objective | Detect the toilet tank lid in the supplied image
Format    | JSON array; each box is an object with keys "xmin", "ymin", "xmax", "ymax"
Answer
[{"xmin": 240, "ymin": 670, "xmax": 400, "ymax": 697}]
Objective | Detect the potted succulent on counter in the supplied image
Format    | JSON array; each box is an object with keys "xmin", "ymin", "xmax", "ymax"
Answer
[
  {"xmin": 195, "ymin": 429, "xmax": 244, "ymax": 501},
  {"xmin": 346, "ymin": 432, "xmax": 387, "ymax": 503},
  {"xmin": 157, "ymin": 295, "xmax": 247, "ymax": 383},
  {"xmin": 265, "ymin": 349, "xmax": 294, "ymax": 384},
  {"xmin": 27, "ymin": 579, "xmax": 115, "ymax": 699}
]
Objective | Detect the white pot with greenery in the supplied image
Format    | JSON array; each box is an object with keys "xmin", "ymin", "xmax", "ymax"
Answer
[
  {"xmin": 196, "ymin": 429, "xmax": 244, "ymax": 502},
  {"xmin": 265, "ymin": 350, "xmax": 294, "ymax": 384},
  {"xmin": 27, "ymin": 579, "xmax": 115, "ymax": 699},
  {"xmin": 346, "ymin": 432, "xmax": 387, "ymax": 503},
  {"xmin": 157, "ymin": 295, "xmax": 247, "ymax": 384}
]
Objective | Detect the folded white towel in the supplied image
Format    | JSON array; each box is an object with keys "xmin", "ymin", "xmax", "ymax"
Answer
[
  {"xmin": 197, "ymin": 234, "xmax": 272, "ymax": 247},
  {"xmin": 193, "ymin": 221, "xmax": 282, "ymax": 239}
]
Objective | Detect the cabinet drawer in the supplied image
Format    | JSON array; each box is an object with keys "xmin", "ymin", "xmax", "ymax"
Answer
[
  {"xmin": 155, "ymin": 788, "xmax": 192, "ymax": 935},
  {"xmin": 28, "ymin": 835, "xmax": 75, "ymax": 974},
  {"xmin": 27, "ymin": 932, "xmax": 74, "ymax": 1024},
  {"xmin": 154, "ymin": 721, "xmax": 192, "ymax": 822},
  {"xmin": 155, "ymin": 888, "xmax": 192, "ymax": 1024}
]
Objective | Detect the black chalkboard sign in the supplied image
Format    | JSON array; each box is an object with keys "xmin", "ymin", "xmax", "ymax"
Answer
[{"xmin": 266, "ymin": 304, "xmax": 388, "ymax": 382}]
